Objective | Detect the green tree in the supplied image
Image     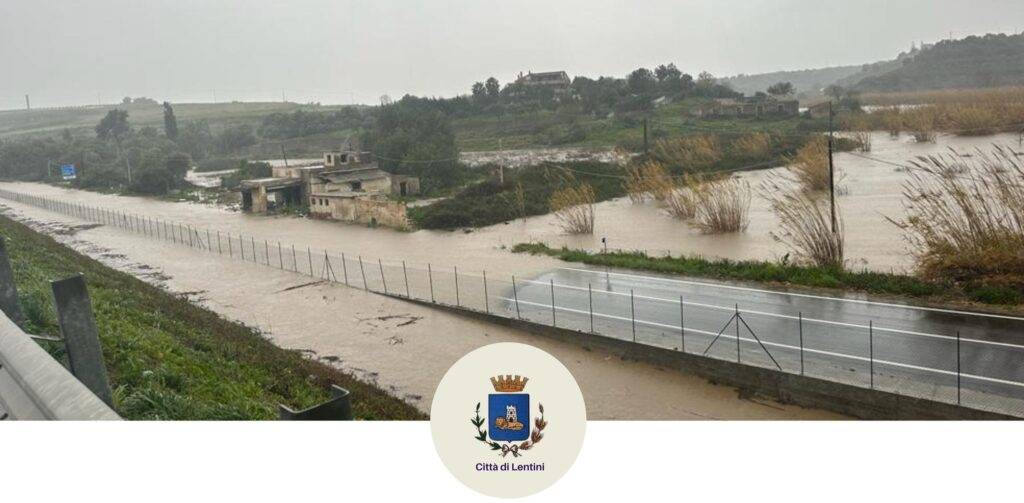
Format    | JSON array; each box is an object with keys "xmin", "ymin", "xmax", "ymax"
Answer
[
  {"xmin": 627, "ymin": 68, "xmax": 657, "ymax": 95},
  {"xmin": 485, "ymin": 77, "xmax": 501, "ymax": 99},
  {"xmin": 471, "ymin": 82, "xmax": 486, "ymax": 99},
  {"xmin": 163, "ymin": 102, "xmax": 179, "ymax": 141},
  {"xmin": 654, "ymin": 63, "xmax": 682, "ymax": 83},
  {"xmin": 95, "ymin": 109, "xmax": 130, "ymax": 148},
  {"xmin": 767, "ymin": 82, "xmax": 795, "ymax": 96}
]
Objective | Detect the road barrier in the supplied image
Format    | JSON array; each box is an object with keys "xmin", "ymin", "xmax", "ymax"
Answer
[{"xmin": 3, "ymin": 188, "xmax": 1024, "ymax": 419}]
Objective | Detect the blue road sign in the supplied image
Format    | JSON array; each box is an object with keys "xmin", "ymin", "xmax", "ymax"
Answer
[{"xmin": 61, "ymin": 164, "xmax": 76, "ymax": 180}]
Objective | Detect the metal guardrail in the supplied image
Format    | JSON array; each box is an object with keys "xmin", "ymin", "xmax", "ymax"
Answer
[{"xmin": 0, "ymin": 311, "xmax": 120, "ymax": 420}]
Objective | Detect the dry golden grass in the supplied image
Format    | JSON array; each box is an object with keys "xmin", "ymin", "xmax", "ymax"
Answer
[
  {"xmin": 762, "ymin": 176, "xmax": 844, "ymax": 269},
  {"xmin": 730, "ymin": 132, "xmax": 772, "ymax": 158},
  {"xmin": 860, "ymin": 87, "xmax": 1024, "ymax": 137},
  {"xmin": 889, "ymin": 145, "xmax": 1024, "ymax": 290},
  {"xmin": 623, "ymin": 160, "xmax": 674, "ymax": 203},
  {"xmin": 550, "ymin": 182, "xmax": 597, "ymax": 234},
  {"xmin": 663, "ymin": 174, "xmax": 707, "ymax": 220},
  {"xmin": 651, "ymin": 135, "xmax": 722, "ymax": 171},
  {"xmin": 691, "ymin": 176, "xmax": 750, "ymax": 234},
  {"xmin": 902, "ymin": 107, "xmax": 938, "ymax": 143},
  {"xmin": 786, "ymin": 136, "xmax": 831, "ymax": 192}
]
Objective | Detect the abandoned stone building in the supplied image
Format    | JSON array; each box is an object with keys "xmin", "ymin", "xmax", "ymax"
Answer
[
  {"xmin": 515, "ymin": 71, "xmax": 573, "ymax": 98},
  {"xmin": 697, "ymin": 96, "xmax": 800, "ymax": 119},
  {"xmin": 238, "ymin": 150, "xmax": 420, "ymax": 229}
]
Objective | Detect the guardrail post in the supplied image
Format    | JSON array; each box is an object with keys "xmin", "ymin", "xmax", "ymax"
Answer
[
  {"xmin": 279, "ymin": 385, "xmax": 352, "ymax": 421},
  {"xmin": 0, "ymin": 238, "xmax": 25, "ymax": 326},
  {"xmin": 51, "ymin": 274, "xmax": 113, "ymax": 407}
]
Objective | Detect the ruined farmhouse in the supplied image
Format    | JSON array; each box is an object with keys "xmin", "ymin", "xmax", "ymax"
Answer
[
  {"xmin": 239, "ymin": 150, "xmax": 419, "ymax": 229},
  {"xmin": 696, "ymin": 95, "xmax": 800, "ymax": 119}
]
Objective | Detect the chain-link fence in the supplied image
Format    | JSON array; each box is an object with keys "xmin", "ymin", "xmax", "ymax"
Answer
[{"xmin": 3, "ymin": 188, "xmax": 1023, "ymax": 418}]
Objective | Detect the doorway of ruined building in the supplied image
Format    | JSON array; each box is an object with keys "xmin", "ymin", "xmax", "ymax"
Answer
[{"xmin": 400, "ymin": 181, "xmax": 408, "ymax": 197}]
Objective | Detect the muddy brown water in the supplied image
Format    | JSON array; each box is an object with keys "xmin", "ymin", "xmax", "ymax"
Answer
[{"xmin": 1, "ymin": 132, "xmax": 1013, "ymax": 419}]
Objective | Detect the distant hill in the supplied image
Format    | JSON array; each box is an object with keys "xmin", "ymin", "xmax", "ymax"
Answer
[
  {"xmin": 722, "ymin": 65, "xmax": 864, "ymax": 97},
  {"xmin": 854, "ymin": 33, "xmax": 1024, "ymax": 92}
]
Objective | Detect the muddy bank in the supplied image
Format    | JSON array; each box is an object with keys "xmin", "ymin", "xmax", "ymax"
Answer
[{"xmin": 0, "ymin": 201, "xmax": 841, "ymax": 420}]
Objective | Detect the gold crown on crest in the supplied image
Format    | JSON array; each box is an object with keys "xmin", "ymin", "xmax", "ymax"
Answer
[{"xmin": 491, "ymin": 375, "xmax": 529, "ymax": 393}]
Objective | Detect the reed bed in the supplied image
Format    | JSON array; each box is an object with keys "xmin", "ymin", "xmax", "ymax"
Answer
[{"xmin": 550, "ymin": 182, "xmax": 597, "ymax": 234}]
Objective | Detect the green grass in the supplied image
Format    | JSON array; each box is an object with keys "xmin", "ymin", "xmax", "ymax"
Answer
[
  {"xmin": 511, "ymin": 243, "xmax": 1022, "ymax": 307},
  {"xmin": 0, "ymin": 215, "xmax": 426, "ymax": 420}
]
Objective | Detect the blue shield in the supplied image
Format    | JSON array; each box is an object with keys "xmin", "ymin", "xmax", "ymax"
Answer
[{"xmin": 488, "ymin": 393, "xmax": 530, "ymax": 442}]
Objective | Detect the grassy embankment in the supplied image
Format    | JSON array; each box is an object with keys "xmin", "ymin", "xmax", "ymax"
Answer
[
  {"xmin": 0, "ymin": 215, "xmax": 425, "ymax": 420},
  {"xmin": 512, "ymin": 243, "xmax": 1023, "ymax": 307}
]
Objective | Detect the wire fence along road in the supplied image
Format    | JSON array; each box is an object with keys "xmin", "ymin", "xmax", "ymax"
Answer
[{"xmin": 3, "ymin": 188, "xmax": 1024, "ymax": 418}]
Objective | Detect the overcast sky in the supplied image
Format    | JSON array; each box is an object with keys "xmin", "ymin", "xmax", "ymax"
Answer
[{"xmin": 2, "ymin": 0, "xmax": 1023, "ymax": 110}]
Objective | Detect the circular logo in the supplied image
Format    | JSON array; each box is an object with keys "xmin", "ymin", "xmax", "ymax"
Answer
[{"xmin": 430, "ymin": 343, "xmax": 587, "ymax": 498}]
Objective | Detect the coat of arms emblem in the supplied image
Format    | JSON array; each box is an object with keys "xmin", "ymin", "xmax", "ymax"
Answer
[{"xmin": 472, "ymin": 375, "xmax": 547, "ymax": 457}]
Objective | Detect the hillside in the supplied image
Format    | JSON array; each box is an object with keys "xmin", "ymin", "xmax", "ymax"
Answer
[
  {"xmin": 723, "ymin": 65, "xmax": 864, "ymax": 97},
  {"xmin": 855, "ymin": 33, "xmax": 1024, "ymax": 92}
]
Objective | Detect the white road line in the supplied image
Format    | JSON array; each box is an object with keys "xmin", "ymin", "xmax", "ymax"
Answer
[
  {"xmin": 514, "ymin": 277, "xmax": 1024, "ymax": 350},
  {"xmin": 499, "ymin": 296, "xmax": 1024, "ymax": 390},
  {"xmin": 558, "ymin": 266, "xmax": 1024, "ymax": 322}
]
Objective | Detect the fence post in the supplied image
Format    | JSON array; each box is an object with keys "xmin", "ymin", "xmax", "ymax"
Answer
[
  {"xmin": 512, "ymin": 276, "xmax": 521, "ymax": 320},
  {"xmin": 404, "ymin": 261, "xmax": 411, "ymax": 298},
  {"xmin": 735, "ymin": 304, "xmax": 741, "ymax": 364},
  {"xmin": 454, "ymin": 266, "xmax": 460, "ymax": 307},
  {"xmin": 379, "ymin": 259, "xmax": 388, "ymax": 294},
  {"xmin": 956, "ymin": 330, "xmax": 962, "ymax": 405},
  {"xmin": 630, "ymin": 289, "xmax": 636, "ymax": 342},
  {"xmin": 869, "ymin": 320, "xmax": 874, "ymax": 389},
  {"xmin": 0, "ymin": 238, "xmax": 25, "ymax": 326},
  {"xmin": 428, "ymin": 264, "xmax": 435, "ymax": 303},
  {"xmin": 799, "ymin": 312, "xmax": 805, "ymax": 375},
  {"xmin": 483, "ymin": 270, "xmax": 489, "ymax": 313},
  {"xmin": 550, "ymin": 279, "xmax": 556, "ymax": 327},
  {"xmin": 341, "ymin": 253, "xmax": 350, "ymax": 286},
  {"xmin": 308, "ymin": 247, "xmax": 314, "ymax": 276},
  {"xmin": 217, "ymin": 231, "xmax": 222, "ymax": 255},
  {"xmin": 679, "ymin": 296, "xmax": 685, "ymax": 353},
  {"xmin": 240, "ymin": 235, "xmax": 245, "ymax": 260},
  {"xmin": 264, "ymin": 240, "xmax": 270, "ymax": 266},
  {"xmin": 588, "ymin": 283, "xmax": 594, "ymax": 333},
  {"xmin": 278, "ymin": 242, "xmax": 283, "ymax": 269},
  {"xmin": 51, "ymin": 274, "xmax": 114, "ymax": 407},
  {"xmin": 358, "ymin": 256, "xmax": 368, "ymax": 290},
  {"xmin": 228, "ymin": 233, "xmax": 233, "ymax": 257},
  {"xmin": 251, "ymin": 237, "xmax": 257, "ymax": 263}
]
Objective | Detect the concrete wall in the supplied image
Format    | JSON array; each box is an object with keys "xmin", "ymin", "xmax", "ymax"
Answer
[
  {"xmin": 397, "ymin": 299, "xmax": 1016, "ymax": 420},
  {"xmin": 310, "ymin": 196, "xmax": 410, "ymax": 229}
]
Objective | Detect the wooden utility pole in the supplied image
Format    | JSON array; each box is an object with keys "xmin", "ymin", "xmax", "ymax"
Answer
[
  {"xmin": 24, "ymin": 94, "xmax": 30, "ymax": 110},
  {"xmin": 643, "ymin": 117, "xmax": 649, "ymax": 156},
  {"xmin": 828, "ymin": 101, "xmax": 837, "ymax": 234}
]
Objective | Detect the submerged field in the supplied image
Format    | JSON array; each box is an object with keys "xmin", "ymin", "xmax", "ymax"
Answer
[{"xmin": 0, "ymin": 214, "xmax": 425, "ymax": 420}]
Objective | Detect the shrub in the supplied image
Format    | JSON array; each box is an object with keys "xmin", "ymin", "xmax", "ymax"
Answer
[
  {"xmin": 763, "ymin": 176, "xmax": 844, "ymax": 269},
  {"xmin": 691, "ymin": 176, "xmax": 750, "ymax": 234},
  {"xmin": 623, "ymin": 160, "xmax": 674, "ymax": 203},
  {"xmin": 550, "ymin": 182, "xmax": 596, "ymax": 234},
  {"xmin": 888, "ymin": 145, "xmax": 1024, "ymax": 293},
  {"xmin": 650, "ymin": 135, "xmax": 722, "ymax": 171},
  {"xmin": 786, "ymin": 136, "xmax": 830, "ymax": 192}
]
